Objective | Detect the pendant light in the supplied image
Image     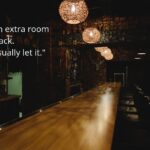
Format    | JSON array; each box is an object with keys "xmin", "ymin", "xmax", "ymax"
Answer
[
  {"xmin": 100, "ymin": 47, "xmax": 111, "ymax": 57},
  {"xmin": 59, "ymin": 0, "xmax": 89, "ymax": 24},
  {"xmin": 105, "ymin": 53, "xmax": 114, "ymax": 60},
  {"xmin": 82, "ymin": 27, "xmax": 101, "ymax": 44},
  {"xmin": 95, "ymin": 46, "xmax": 114, "ymax": 60}
]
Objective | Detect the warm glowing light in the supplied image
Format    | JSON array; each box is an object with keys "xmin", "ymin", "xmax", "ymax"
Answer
[
  {"xmin": 100, "ymin": 47, "xmax": 111, "ymax": 57},
  {"xmin": 95, "ymin": 46, "xmax": 114, "ymax": 60},
  {"xmin": 89, "ymin": 31, "xmax": 93, "ymax": 37},
  {"xmin": 59, "ymin": 0, "xmax": 89, "ymax": 24},
  {"xmin": 82, "ymin": 27, "xmax": 101, "ymax": 44},
  {"xmin": 71, "ymin": 4, "xmax": 76, "ymax": 12},
  {"xmin": 105, "ymin": 53, "xmax": 114, "ymax": 60}
]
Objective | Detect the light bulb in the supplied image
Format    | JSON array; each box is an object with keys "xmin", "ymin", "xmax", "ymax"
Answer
[
  {"xmin": 89, "ymin": 32, "xmax": 93, "ymax": 37},
  {"xmin": 71, "ymin": 4, "xmax": 76, "ymax": 13}
]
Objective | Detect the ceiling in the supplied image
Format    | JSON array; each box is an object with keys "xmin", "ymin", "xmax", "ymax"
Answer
[{"xmin": 0, "ymin": 0, "xmax": 150, "ymax": 25}]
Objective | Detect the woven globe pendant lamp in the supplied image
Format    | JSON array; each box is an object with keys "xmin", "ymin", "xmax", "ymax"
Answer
[
  {"xmin": 105, "ymin": 53, "xmax": 114, "ymax": 60},
  {"xmin": 59, "ymin": 0, "xmax": 89, "ymax": 24},
  {"xmin": 95, "ymin": 46, "xmax": 114, "ymax": 60},
  {"xmin": 82, "ymin": 27, "xmax": 101, "ymax": 44},
  {"xmin": 100, "ymin": 47, "xmax": 111, "ymax": 57}
]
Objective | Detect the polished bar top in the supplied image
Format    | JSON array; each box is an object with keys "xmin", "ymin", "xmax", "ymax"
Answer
[{"xmin": 0, "ymin": 82, "xmax": 121, "ymax": 150}]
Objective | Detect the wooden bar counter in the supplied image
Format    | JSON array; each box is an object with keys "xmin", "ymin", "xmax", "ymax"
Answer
[{"xmin": 0, "ymin": 82, "xmax": 121, "ymax": 150}]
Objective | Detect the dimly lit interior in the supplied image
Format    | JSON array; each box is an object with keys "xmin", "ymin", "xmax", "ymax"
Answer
[{"xmin": 0, "ymin": 0, "xmax": 150, "ymax": 149}]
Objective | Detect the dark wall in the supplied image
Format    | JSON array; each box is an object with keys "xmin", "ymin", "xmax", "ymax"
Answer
[
  {"xmin": 128, "ymin": 61, "xmax": 150, "ymax": 94},
  {"xmin": 80, "ymin": 47, "xmax": 106, "ymax": 90},
  {"xmin": 107, "ymin": 61, "xmax": 150, "ymax": 92}
]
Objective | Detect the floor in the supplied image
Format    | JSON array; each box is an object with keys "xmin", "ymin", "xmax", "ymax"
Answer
[{"xmin": 112, "ymin": 88, "xmax": 150, "ymax": 150}]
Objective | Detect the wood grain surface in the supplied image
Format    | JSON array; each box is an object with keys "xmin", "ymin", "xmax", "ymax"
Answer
[{"xmin": 0, "ymin": 82, "xmax": 121, "ymax": 150}]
